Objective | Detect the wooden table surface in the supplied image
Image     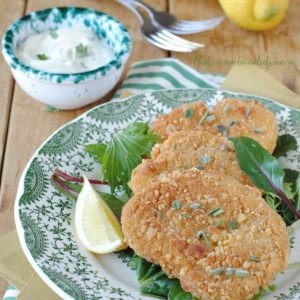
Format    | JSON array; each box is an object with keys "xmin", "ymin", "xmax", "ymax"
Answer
[{"xmin": 0, "ymin": 0, "xmax": 299, "ymax": 296}]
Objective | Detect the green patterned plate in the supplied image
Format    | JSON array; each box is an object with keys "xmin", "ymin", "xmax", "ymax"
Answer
[{"xmin": 15, "ymin": 88, "xmax": 300, "ymax": 300}]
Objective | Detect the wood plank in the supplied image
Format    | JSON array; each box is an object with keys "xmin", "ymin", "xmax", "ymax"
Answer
[
  {"xmin": 169, "ymin": 0, "xmax": 300, "ymax": 94},
  {"xmin": 0, "ymin": 0, "xmax": 26, "ymax": 296},
  {"xmin": 0, "ymin": 0, "xmax": 167, "ymax": 232},
  {"xmin": 0, "ymin": 0, "xmax": 26, "ymax": 176},
  {"xmin": 0, "ymin": 0, "xmax": 167, "ymax": 296}
]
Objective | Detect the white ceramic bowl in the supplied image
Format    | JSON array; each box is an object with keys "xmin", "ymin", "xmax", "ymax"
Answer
[{"xmin": 2, "ymin": 7, "xmax": 132, "ymax": 109}]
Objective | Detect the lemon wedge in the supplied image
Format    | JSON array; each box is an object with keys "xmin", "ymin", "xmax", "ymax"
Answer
[{"xmin": 75, "ymin": 176, "xmax": 127, "ymax": 254}]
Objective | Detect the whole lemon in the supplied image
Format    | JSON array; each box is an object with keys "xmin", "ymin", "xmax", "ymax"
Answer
[{"xmin": 218, "ymin": 0, "xmax": 289, "ymax": 31}]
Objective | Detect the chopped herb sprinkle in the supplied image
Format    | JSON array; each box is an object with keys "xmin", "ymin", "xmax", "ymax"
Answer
[
  {"xmin": 235, "ymin": 269, "xmax": 249, "ymax": 278},
  {"xmin": 76, "ymin": 43, "xmax": 88, "ymax": 57},
  {"xmin": 184, "ymin": 108, "xmax": 194, "ymax": 118},
  {"xmin": 213, "ymin": 208, "xmax": 224, "ymax": 217},
  {"xmin": 189, "ymin": 203, "xmax": 202, "ymax": 209},
  {"xmin": 248, "ymin": 256, "xmax": 261, "ymax": 262},
  {"xmin": 229, "ymin": 120, "xmax": 237, "ymax": 127},
  {"xmin": 198, "ymin": 111, "xmax": 208, "ymax": 125},
  {"xmin": 199, "ymin": 155, "xmax": 210, "ymax": 164},
  {"xmin": 208, "ymin": 208, "xmax": 219, "ymax": 216},
  {"xmin": 228, "ymin": 220, "xmax": 238, "ymax": 229},
  {"xmin": 172, "ymin": 199, "xmax": 181, "ymax": 209},
  {"xmin": 37, "ymin": 53, "xmax": 49, "ymax": 60},
  {"xmin": 181, "ymin": 213, "xmax": 192, "ymax": 219},
  {"xmin": 49, "ymin": 30, "xmax": 58, "ymax": 39},
  {"xmin": 223, "ymin": 130, "xmax": 228, "ymax": 137},
  {"xmin": 196, "ymin": 165, "xmax": 205, "ymax": 170},
  {"xmin": 220, "ymin": 143, "xmax": 228, "ymax": 151},
  {"xmin": 228, "ymin": 137, "xmax": 235, "ymax": 143},
  {"xmin": 246, "ymin": 107, "xmax": 251, "ymax": 119},
  {"xmin": 173, "ymin": 143, "xmax": 177, "ymax": 150},
  {"xmin": 223, "ymin": 104, "xmax": 230, "ymax": 114},
  {"xmin": 197, "ymin": 231, "xmax": 211, "ymax": 248},
  {"xmin": 215, "ymin": 220, "xmax": 224, "ymax": 227},
  {"xmin": 216, "ymin": 124, "xmax": 226, "ymax": 133},
  {"xmin": 211, "ymin": 267, "xmax": 225, "ymax": 275},
  {"xmin": 206, "ymin": 115, "xmax": 216, "ymax": 122},
  {"xmin": 253, "ymin": 128, "xmax": 264, "ymax": 134},
  {"xmin": 225, "ymin": 267, "xmax": 234, "ymax": 276}
]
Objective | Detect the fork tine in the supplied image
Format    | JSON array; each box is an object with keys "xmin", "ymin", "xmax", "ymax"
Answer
[
  {"xmin": 145, "ymin": 34, "xmax": 194, "ymax": 52},
  {"xmin": 168, "ymin": 21, "xmax": 223, "ymax": 35},
  {"xmin": 160, "ymin": 29, "xmax": 204, "ymax": 48},
  {"xmin": 149, "ymin": 33, "xmax": 197, "ymax": 51},
  {"xmin": 175, "ymin": 16, "xmax": 225, "ymax": 28}
]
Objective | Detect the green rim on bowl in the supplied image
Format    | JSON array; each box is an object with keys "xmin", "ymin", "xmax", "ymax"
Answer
[{"xmin": 2, "ymin": 7, "xmax": 132, "ymax": 84}]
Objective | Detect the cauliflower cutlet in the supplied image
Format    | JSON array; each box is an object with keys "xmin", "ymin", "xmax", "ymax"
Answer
[
  {"xmin": 122, "ymin": 169, "xmax": 289, "ymax": 300},
  {"xmin": 150, "ymin": 98, "xmax": 277, "ymax": 153},
  {"xmin": 151, "ymin": 102, "xmax": 206, "ymax": 142},
  {"xmin": 203, "ymin": 99, "xmax": 277, "ymax": 153},
  {"xmin": 129, "ymin": 130, "xmax": 251, "ymax": 193}
]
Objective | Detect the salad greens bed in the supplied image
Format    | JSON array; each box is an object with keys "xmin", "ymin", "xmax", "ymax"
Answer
[{"xmin": 52, "ymin": 122, "xmax": 300, "ymax": 300}]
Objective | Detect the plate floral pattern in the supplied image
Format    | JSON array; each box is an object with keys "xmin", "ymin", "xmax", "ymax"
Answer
[{"xmin": 15, "ymin": 88, "xmax": 300, "ymax": 300}]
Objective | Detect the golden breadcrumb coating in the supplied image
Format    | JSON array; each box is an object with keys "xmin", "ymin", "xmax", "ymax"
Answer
[
  {"xmin": 150, "ymin": 98, "xmax": 277, "ymax": 153},
  {"xmin": 203, "ymin": 99, "xmax": 278, "ymax": 153},
  {"xmin": 122, "ymin": 169, "xmax": 289, "ymax": 300},
  {"xmin": 151, "ymin": 102, "xmax": 207, "ymax": 142},
  {"xmin": 129, "ymin": 130, "xmax": 251, "ymax": 193}
]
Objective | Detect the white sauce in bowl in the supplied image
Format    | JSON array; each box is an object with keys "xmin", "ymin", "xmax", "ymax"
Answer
[{"xmin": 16, "ymin": 28, "xmax": 114, "ymax": 74}]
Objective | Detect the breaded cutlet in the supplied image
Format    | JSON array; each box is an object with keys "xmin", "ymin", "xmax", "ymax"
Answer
[
  {"xmin": 129, "ymin": 130, "xmax": 251, "ymax": 193},
  {"xmin": 122, "ymin": 169, "xmax": 290, "ymax": 300},
  {"xmin": 150, "ymin": 98, "xmax": 277, "ymax": 153}
]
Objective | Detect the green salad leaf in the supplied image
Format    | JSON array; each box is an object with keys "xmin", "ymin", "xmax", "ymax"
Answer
[
  {"xmin": 233, "ymin": 137, "xmax": 300, "ymax": 221},
  {"xmin": 86, "ymin": 122, "xmax": 158, "ymax": 195},
  {"xmin": 273, "ymin": 134, "xmax": 297, "ymax": 158},
  {"xmin": 131, "ymin": 255, "xmax": 174, "ymax": 298},
  {"xmin": 168, "ymin": 280, "xmax": 198, "ymax": 300}
]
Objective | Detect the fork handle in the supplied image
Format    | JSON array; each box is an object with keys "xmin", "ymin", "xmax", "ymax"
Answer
[{"xmin": 117, "ymin": 0, "xmax": 151, "ymax": 23}]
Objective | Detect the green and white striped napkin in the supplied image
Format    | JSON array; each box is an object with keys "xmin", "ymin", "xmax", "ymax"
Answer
[{"xmin": 3, "ymin": 58, "xmax": 224, "ymax": 300}]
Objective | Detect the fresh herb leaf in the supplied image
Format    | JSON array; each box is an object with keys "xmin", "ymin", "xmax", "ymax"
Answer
[
  {"xmin": 86, "ymin": 122, "xmax": 158, "ymax": 194},
  {"xmin": 199, "ymin": 155, "xmax": 210, "ymax": 164},
  {"xmin": 215, "ymin": 220, "xmax": 224, "ymax": 227},
  {"xmin": 248, "ymin": 256, "xmax": 261, "ymax": 262},
  {"xmin": 131, "ymin": 255, "xmax": 173, "ymax": 298},
  {"xmin": 189, "ymin": 203, "xmax": 201, "ymax": 210},
  {"xmin": 211, "ymin": 267, "xmax": 225, "ymax": 275},
  {"xmin": 198, "ymin": 111, "xmax": 208, "ymax": 125},
  {"xmin": 273, "ymin": 134, "xmax": 298, "ymax": 158},
  {"xmin": 181, "ymin": 213, "xmax": 192, "ymax": 219},
  {"xmin": 37, "ymin": 53, "xmax": 49, "ymax": 60},
  {"xmin": 168, "ymin": 279, "xmax": 198, "ymax": 300},
  {"xmin": 184, "ymin": 108, "xmax": 194, "ymax": 119},
  {"xmin": 172, "ymin": 199, "xmax": 181, "ymax": 209},
  {"xmin": 233, "ymin": 137, "xmax": 300, "ymax": 220},
  {"xmin": 225, "ymin": 267, "xmax": 234, "ymax": 276},
  {"xmin": 76, "ymin": 43, "xmax": 88, "ymax": 57},
  {"xmin": 235, "ymin": 269, "xmax": 249, "ymax": 277},
  {"xmin": 206, "ymin": 114, "xmax": 216, "ymax": 122},
  {"xmin": 228, "ymin": 220, "xmax": 238, "ymax": 229},
  {"xmin": 245, "ymin": 107, "xmax": 251, "ymax": 119},
  {"xmin": 85, "ymin": 144, "xmax": 107, "ymax": 164}
]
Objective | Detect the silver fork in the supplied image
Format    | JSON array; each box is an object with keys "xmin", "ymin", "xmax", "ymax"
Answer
[
  {"xmin": 118, "ymin": 0, "xmax": 204, "ymax": 52},
  {"xmin": 123, "ymin": 0, "xmax": 225, "ymax": 35}
]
